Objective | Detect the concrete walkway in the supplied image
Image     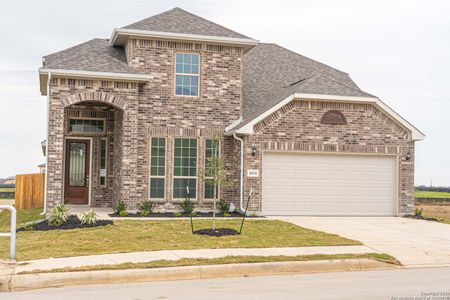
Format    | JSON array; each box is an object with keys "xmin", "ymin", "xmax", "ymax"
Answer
[
  {"xmin": 14, "ymin": 245, "xmax": 374, "ymax": 273},
  {"xmin": 273, "ymin": 217, "xmax": 450, "ymax": 267}
]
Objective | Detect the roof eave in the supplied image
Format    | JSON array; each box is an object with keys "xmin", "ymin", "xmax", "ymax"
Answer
[
  {"xmin": 228, "ymin": 93, "xmax": 425, "ymax": 141},
  {"xmin": 110, "ymin": 28, "xmax": 259, "ymax": 51},
  {"xmin": 39, "ymin": 68, "xmax": 151, "ymax": 95}
]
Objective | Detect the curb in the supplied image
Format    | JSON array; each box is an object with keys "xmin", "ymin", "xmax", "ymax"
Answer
[{"xmin": 1, "ymin": 259, "xmax": 397, "ymax": 292}]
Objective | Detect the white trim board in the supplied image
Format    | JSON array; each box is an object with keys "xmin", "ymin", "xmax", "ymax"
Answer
[
  {"xmin": 227, "ymin": 93, "xmax": 425, "ymax": 141},
  {"xmin": 39, "ymin": 68, "xmax": 151, "ymax": 95},
  {"xmin": 110, "ymin": 28, "xmax": 259, "ymax": 51}
]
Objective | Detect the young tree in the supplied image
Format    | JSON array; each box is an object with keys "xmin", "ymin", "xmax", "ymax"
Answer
[{"xmin": 199, "ymin": 138, "xmax": 230, "ymax": 231}]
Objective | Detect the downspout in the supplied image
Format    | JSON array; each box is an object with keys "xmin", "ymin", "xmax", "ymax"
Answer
[
  {"xmin": 233, "ymin": 133, "xmax": 244, "ymax": 212},
  {"xmin": 41, "ymin": 72, "xmax": 51, "ymax": 215}
]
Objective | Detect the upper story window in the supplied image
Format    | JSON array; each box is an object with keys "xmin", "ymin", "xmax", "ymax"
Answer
[
  {"xmin": 69, "ymin": 118, "xmax": 105, "ymax": 134},
  {"xmin": 175, "ymin": 53, "xmax": 199, "ymax": 96}
]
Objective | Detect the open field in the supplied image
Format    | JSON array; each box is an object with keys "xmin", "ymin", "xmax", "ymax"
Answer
[
  {"xmin": 415, "ymin": 190, "xmax": 450, "ymax": 199},
  {"xmin": 416, "ymin": 201, "xmax": 450, "ymax": 224}
]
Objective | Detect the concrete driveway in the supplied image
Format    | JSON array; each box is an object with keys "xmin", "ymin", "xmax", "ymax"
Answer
[{"xmin": 273, "ymin": 217, "xmax": 450, "ymax": 267}]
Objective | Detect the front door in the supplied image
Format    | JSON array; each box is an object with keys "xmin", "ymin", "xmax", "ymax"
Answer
[{"xmin": 64, "ymin": 139, "xmax": 90, "ymax": 205}]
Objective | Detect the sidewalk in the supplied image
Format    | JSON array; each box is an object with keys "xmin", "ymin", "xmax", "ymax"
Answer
[{"xmin": 14, "ymin": 245, "xmax": 374, "ymax": 273}]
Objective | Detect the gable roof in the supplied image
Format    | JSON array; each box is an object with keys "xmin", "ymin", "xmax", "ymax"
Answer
[
  {"xmin": 122, "ymin": 7, "xmax": 249, "ymax": 39},
  {"xmin": 228, "ymin": 43, "xmax": 424, "ymax": 140},
  {"xmin": 240, "ymin": 43, "xmax": 371, "ymax": 126}
]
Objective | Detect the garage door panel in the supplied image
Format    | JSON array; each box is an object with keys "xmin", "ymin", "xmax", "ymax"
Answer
[{"xmin": 262, "ymin": 153, "xmax": 397, "ymax": 216}]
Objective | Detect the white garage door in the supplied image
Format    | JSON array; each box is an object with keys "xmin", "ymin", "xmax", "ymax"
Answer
[{"xmin": 262, "ymin": 152, "xmax": 397, "ymax": 216}]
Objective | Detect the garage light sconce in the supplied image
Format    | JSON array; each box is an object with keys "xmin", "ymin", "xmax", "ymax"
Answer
[
  {"xmin": 251, "ymin": 144, "xmax": 257, "ymax": 157},
  {"xmin": 405, "ymin": 152, "xmax": 412, "ymax": 161}
]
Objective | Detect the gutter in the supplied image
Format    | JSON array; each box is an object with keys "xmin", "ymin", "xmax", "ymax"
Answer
[
  {"xmin": 233, "ymin": 134, "xmax": 245, "ymax": 212},
  {"xmin": 41, "ymin": 72, "xmax": 51, "ymax": 215}
]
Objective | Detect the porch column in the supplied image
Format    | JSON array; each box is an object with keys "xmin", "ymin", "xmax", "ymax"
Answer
[
  {"xmin": 119, "ymin": 99, "xmax": 139, "ymax": 208},
  {"xmin": 46, "ymin": 94, "xmax": 65, "ymax": 208}
]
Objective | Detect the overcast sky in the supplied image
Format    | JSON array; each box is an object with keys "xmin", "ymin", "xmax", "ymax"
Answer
[{"xmin": 0, "ymin": 0, "xmax": 448, "ymax": 186}]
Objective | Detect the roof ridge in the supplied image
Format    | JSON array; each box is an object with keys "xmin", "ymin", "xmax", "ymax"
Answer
[{"xmin": 122, "ymin": 7, "xmax": 251, "ymax": 39}]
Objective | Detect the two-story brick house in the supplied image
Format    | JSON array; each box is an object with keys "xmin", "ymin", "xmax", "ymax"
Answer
[{"xmin": 39, "ymin": 7, "xmax": 424, "ymax": 216}]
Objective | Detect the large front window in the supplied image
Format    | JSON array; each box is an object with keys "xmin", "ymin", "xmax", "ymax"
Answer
[
  {"xmin": 173, "ymin": 138, "xmax": 197, "ymax": 198},
  {"xmin": 149, "ymin": 138, "xmax": 166, "ymax": 199},
  {"xmin": 175, "ymin": 53, "xmax": 199, "ymax": 96}
]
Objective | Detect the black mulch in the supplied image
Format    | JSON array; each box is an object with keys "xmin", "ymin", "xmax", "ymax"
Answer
[
  {"xmin": 18, "ymin": 215, "xmax": 113, "ymax": 232},
  {"xmin": 109, "ymin": 212, "xmax": 261, "ymax": 218},
  {"xmin": 193, "ymin": 228, "xmax": 239, "ymax": 237}
]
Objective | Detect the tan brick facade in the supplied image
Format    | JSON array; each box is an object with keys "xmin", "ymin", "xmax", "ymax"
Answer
[
  {"xmin": 240, "ymin": 100, "xmax": 415, "ymax": 215},
  {"xmin": 45, "ymin": 38, "xmax": 416, "ymax": 215}
]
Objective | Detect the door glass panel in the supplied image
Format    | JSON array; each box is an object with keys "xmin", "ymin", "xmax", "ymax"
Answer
[{"xmin": 69, "ymin": 142, "xmax": 86, "ymax": 187}]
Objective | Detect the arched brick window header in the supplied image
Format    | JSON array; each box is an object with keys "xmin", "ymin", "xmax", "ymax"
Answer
[{"xmin": 321, "ymin": 110, "xmax": 347, "ymax": 125}]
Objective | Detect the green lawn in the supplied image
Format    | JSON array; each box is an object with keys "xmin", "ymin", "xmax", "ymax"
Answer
[
  {"xmin": 0, "ymin": 209, "xmax": 360, "ymax": 261},
  {"xmin": 20, "ymin": 253, "xmax": 400, "ymax": 274},
  {"xmin": 415, "ymin": 190, "xmax": 450, "ymax": 199},
  {"xmin": 0, "ymin": 188, "xmax": 15, "ymax": 193}
]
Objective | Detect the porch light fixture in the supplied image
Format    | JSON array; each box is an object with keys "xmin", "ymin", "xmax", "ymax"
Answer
[
  {"xmin": 251, "ymin": 144, "xmax": 257, "ymax": 157},
  {"xmin": 405, "ymin": 152, "xmax": 412, "ymax": 161}
]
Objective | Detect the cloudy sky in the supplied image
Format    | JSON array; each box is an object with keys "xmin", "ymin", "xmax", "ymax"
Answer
[{"xmin": 0, "ymin": 0, "xmax": 448, "ymax": 186}]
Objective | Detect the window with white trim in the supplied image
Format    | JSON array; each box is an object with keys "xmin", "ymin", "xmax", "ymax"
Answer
[
  {"xmin": 204, "ymin": 139, "xmax": 220, "ymax": 199},
  {"xmin": 173, "ymin": 138, "xmax": 197, "ymax": 198},
  {"xmin": 69, "ymin": 118, "xmax": 105, "ymax": 134},
  {"xmin": 149, "ymin": 138, "xmax": 166, "ymax": 199},
  {"xmin": 99, "ymin": 138, "xmax": 107, "ymax": 187},
  {"xmin": 175, "ymin": 53, "xmax": 199, "ymax": 96}
]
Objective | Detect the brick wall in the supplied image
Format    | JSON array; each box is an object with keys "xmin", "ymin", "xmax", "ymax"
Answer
[{"xmin": 240, "ymin": 99, "xmax": 415, "ymax": 215}]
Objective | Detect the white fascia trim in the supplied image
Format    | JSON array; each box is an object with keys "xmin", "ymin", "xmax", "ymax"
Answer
[
  {"xmin": 39, "ymin": 68, "xmax": 152, "ymax": 81},
  {"xmin": 111, "ymin": 28, "xmax": 259, "ymax": 47},
  {"xmin": 235, "ymin": 93, "xmax": 425, "ymax": 141},
  {"xmin": 225, "ymin": 117, "xmax": 242, "ymax": 132}
]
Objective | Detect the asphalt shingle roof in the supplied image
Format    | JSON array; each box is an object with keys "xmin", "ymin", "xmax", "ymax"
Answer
[
  {"xmin": 122, "ymin": 7, "xmax": 250, "ymax": 39},
  {"xmin": 43, "ymin": 38, "xmax": 141, "ymax": 74},
  {"xmin": 235, "ymin": 43, "xmax": 375, "ymax": 129},
  {"xmin": 42, "ymin": 10, "xmax": 374, "ymax": 132}
]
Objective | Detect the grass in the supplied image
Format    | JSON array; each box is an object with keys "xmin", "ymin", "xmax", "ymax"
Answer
[
  {"xmin": 0, "ymin": 208, "xmax": 43, "ymax": 231},
  {"xmin": 415, "ymin": 190, "xmax": 450, "ymax": 199},
  {"xmin": 0, "ymin": 188, "xmax": 15, "ymax": 193},
  {"xmin": 415, "ymin": 201, "xmax": 450, "ymax": 224},
  {"xmin": 19, "ymin": 253, "xmax": 400, "ymax": 274},
  {"xmin": 0, "ymin": 209, "xmax": 360, "ymax": 261}
]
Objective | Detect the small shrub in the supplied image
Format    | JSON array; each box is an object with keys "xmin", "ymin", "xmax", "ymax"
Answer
[
  {"xmin": 47, "ymin": 203, "xmax": 70, "ymax": 226},
  {"xmin": 81, "ymin": 209, "xmax": 98, "ymax": 225},
  {"xmin": 415, "ymin": 208, "xmax": 423, "ymax": 218},
  {"xmin": 181, "ymin": 198, "xmax": 195, "ymax": 215},
  {"xmin": 119, "ymin": 210, "xmax": 128, "ymax": 217},
  {"xmin": 223, "ymin": 212, "xmax": 231, "ymax": 217},
  {"xmin": 113, "ymin": 201, "xmax": 128, "ymax": 215},
  {"xmin": 218, "ymin": 199, "xmax": 230, "ymax": 215},
  {"xmin": 173, "ymin": 212, "xmax": 182, "ymax": 217},
  {"xmin": 138, "ymin": 201, "xmax": 154, "ymax": 217}
]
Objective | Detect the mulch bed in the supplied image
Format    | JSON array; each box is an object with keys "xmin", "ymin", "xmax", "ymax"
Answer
[
  {"xmin": 109, "ymin": 212, "xmax": 261, "ymax": 218},
  {"xmin": 18, "ymin": 215, "xmax": 113, "ymax": 232},
  {"xmin": 193, "ymin": 228, "xmax": 239, "ymax": 237}
]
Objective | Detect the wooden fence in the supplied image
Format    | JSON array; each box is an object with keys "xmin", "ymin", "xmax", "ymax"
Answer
[{"xmin": 15, "ymin": 173, "xmax": 45, "ymax": 209}]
